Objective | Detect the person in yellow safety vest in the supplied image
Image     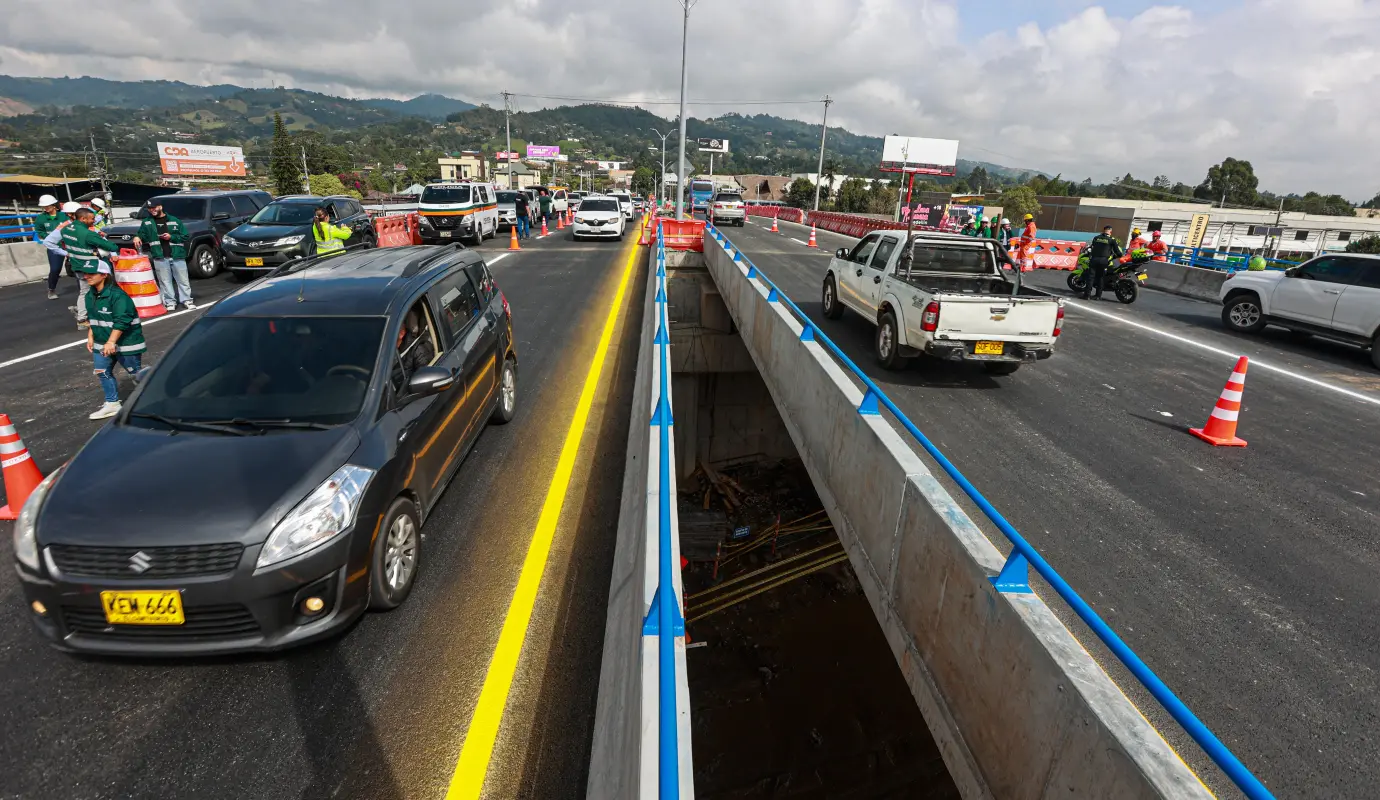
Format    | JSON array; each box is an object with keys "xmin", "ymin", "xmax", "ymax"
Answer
[
  {"xmin": 312, "ymin": 206, "xmax": 352, "ymax": 257},
  {"xmin": 90, "ymin": 197, "xmax": 111, "ymax": 231},
  {"xmin": 1018, "ymin": 213, "xmax": 1037, "ymax": 271}
]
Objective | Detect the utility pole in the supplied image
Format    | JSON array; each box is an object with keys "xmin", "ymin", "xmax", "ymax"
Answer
[
  {"xmin": 301, "ymin": 146, "xmax": 310, "ymax": 194},
  {"xmin": 650, "ymin": 128, "xmax": 671, "ymax": 207},
  {"xmin": 675, "ymin": 0, "xmax": 692, "ymax": 220},
  {"xmin": 88, "ymin": 132, "xmax": 108, "ymax": 197},
  {"xmin": 502, "ymin": 90, "xmax": 514, "ymax": 190},
  {"xmin": 812, "ymin": 95, "xmax": 832, "ymax": 211}
]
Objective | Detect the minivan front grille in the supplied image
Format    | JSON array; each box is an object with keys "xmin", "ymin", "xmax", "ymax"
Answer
[{"xmin": 48, "ymin": 543, "xmax": 244, "ymax": 578}]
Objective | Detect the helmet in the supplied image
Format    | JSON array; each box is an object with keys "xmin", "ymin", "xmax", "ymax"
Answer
[
  {"xmin": 1000, "ymin": 218, "xmax": 1010, "ymax": 225},
  {"xmin": 1131, "ymin": 228, "xmax": 1141, "ymax": 236},
  {"xmin": 91, "ymin": 198, "xmax": 107, "ymax": 209},
  {"xmin": 61, "ymin": 201, "xmax": 81, "ymax": 214},
  {"xmin": 1023, "ymin": 213, "xmax": 1033, "ymax": 221},
  {"xmin": 1151, "ymin": 230, "xmax": 1162, "ymax": 238},
  {"xmin": 38, "ymin": 194, "xmax": 58, "ymax": 207}
]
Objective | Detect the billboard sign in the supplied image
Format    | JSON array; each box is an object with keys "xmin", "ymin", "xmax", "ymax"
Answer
[
  {"xmin": 526, "ymin": 144, "xmax": 560, "ymax": 159},
  {"xmin": 696, "ymin": 138, "xmax": 729, "ymax": 154},
  {"xmin": 1185, "ymin": 213, "xmax": 1211, "ymax": 248},
  {"xmin": 880, "ymin": 136, "xmax": 958, "ymax": 176},
  {"xmin": 495, "ymin": 151, "xmax": 519, "ymax": 160},
  {"xmin": 157, "ymin": 142, "xmax": 246, "ymax": 177}
]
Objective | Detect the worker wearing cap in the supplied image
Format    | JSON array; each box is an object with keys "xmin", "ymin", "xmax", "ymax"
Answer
[
  {"xmin": 90, "ymin": 197, "xmax": 111, "ymax": 231},
  {"xmin": 1017, "ymin": 213, "xmax": 1038, "ymax": 271},
  {"xmin": 83, "ymin": 260, "xmax": 147, "ymax": 420},
  {"xmin": 134, "ymin": 199, "xmax": 195, "ymax": 311},
  {"xmin": 34, "ymin": 194, "xmax": 69, "ymax": 300},
  {"xmin": 62, "ymin": 205, "xmax": 121, "ymax": 330}
]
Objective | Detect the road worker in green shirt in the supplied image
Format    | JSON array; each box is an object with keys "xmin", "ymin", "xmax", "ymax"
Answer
[
  {"xmin": 83, "ymin": 260, "xmax": 148, "ymax": 420},
  {"xmin": 33, "ymin": 194, "xmax": 68, "ymax": 300},
  {"xmin": 62, "ymin": 205, "xmax": 121, "ymax": 330}
]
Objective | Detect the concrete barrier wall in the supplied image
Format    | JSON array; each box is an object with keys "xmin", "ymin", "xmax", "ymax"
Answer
[
  {"xmin": 0, "ymin": 241, "xmax": 49, "ymax": 288},
  {"xmin": 1143, "ymin": 261, "xmax": 1229, "ymax": 302},
  {"xmin": 704, "ymin": 237, "xmax": 1212, "ymax": 800}
]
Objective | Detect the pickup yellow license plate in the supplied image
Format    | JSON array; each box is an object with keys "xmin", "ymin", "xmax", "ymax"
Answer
[
  {"xmin": 1137, "ymin": 272, "xmax": 1148, "ymax": 280},
  {"xmin": 974, "ymin": 341, "xmax": 1005, "ymax": 355},
  {"xmin": 100, "ymin": 590, "xmax": 185, "ymax": 625},
  {"xmin": 244, "ymin": 257, "xmax": 264, "ymax": 267}
]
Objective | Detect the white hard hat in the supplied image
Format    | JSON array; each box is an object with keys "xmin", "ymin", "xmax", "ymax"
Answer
[
  {"xmin": 39, "ymin": 194, "xmax": 59, "ymax": 207},
  {"xmin": 1000, "ymin": 218, "xmax": 1010, "ymax": 225},
  {"xmin": 61, "ymin": 201, "xmax": 82, "ymax": 214},
  {"xmin": 91, "ymin": 197, "xmax": 107, "ymax": 209}
]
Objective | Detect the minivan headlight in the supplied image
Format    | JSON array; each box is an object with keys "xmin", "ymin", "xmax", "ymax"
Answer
[
  {"xmin": 256, "ymin": 465, "xmax": 374, "ymax": 570},
  {"xmin": 273, "ymin": 234, "xmax": 305, "ymax": 247},
  {"xmin": 14, "ymin": 467, "xmax": 63, "ymax": 571}
]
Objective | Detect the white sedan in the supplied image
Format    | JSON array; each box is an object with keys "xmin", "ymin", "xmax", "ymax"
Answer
[{"xmin": 572, "ymin": 196, "xmax": 626, "ymax": 241}]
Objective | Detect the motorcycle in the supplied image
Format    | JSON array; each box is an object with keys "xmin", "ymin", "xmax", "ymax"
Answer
[{"xmin": 1067, "ymin": 251, "xmax": 1150, "ymax": 303}]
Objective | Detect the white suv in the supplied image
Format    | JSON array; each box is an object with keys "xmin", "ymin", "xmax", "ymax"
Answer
[{"xmin": 1219, "ymin": 253, "xmax": 1380, "ymax": 368}]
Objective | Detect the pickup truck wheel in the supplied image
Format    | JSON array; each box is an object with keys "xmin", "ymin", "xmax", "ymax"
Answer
[
  {"xmin": 983, "ymin": 362, "xmax": 1021, "ymax": 376},
  {"xmin": 876, "ymin": 311, "xmax": 906, "ymax": 370},
  {"xmin": 1222, "ymin": 294, "xmax": 1267, "ymax": 333},
  {"xmin": 822, "ymin": 276, "xmax": 844, "ymax": 319}
]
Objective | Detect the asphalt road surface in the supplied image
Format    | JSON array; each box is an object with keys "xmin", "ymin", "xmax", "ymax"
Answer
[
  {"xmin": 724, "ymin": 216, "xmax": 1380, "ymax": 800},
  {"xmin": 0, "ymin": 228, "xmax": 645, "ymax": 800}
]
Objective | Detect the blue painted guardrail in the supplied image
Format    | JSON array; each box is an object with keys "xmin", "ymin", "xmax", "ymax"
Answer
[
  {"xmin": 642, "ymin": 222, "xmax": 682, "ymax": 799},
  {"xmin": 0, "ymin": 213, "xmax": 37, "ymax": 242},
  {"xmin": 1165, "ymin": 243, "xmax": 1298, "ymax": 273},
  {"xmin": 704, "ymin": 222, "xmax": 1276, "ymax": 800}
]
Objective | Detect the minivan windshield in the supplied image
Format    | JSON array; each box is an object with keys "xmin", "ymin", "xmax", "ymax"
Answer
[
  {"xmin": 249, "ymin": 202, "xmax": 319, "ymax": 225},
  {"xmin": 128, "ymin": 316, "xmax": 386, "ymax": 428},
  {"xmin": 421, "ymin": 186, "xmax": 471, "ymax": 204},
  {"xmin": 496, "ymin": 191, "xmax": 520, "ymax": 203},
  {"xmin": 151, "ymin": 197, "xmax": 208, "ymax": 221}
]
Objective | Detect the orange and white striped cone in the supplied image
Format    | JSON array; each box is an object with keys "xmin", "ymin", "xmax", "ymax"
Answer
[
  {"xmin": 540, "ymin": 216, "xmax": 549, "ymax": 237},
  {"xmin": 556, "ymin": 211, "xmax": 565, "ymax": 230},
  {"xmin": 770, "ymin": 213, "xmax": 779, "ymax": 233},
  {"xmin": 0, "ymin": 414, "xmax": 45, "ymax": 520},
  {"xmin": 806, "ymin": 224, "xmax": 818, "ymax": 248},
  {"xmin": 508, "ymin": 223, "xmax": 521, "ymax": 251},
  {"xmin": 1190, "ymin": 356, "xmax": 1248, "ymax": 447}
]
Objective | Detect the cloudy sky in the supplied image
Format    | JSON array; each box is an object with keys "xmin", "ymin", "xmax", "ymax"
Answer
[{"xmin": 2, "ymin": 0, "xmax": 1377, "ymax": 200}]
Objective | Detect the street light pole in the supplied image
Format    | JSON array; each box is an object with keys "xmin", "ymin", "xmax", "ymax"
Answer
[
  {"xmin": 675, "ymin": 0, "xmax": 692, "ymax": 220},
  {"xmin": 502, "ymin": 90, "xmax": 514, "ymax": 190},
  {"xmin": 650, "ymin": 128, "xmax": 671, "ymax": 206},
  {"xmin": 812, "ymin": 95, "xmax": 832, "ymax": 212}
]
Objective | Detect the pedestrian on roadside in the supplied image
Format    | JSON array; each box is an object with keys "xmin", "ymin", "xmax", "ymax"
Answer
[
  {"xmin": 978, "ymin": 218, "xmax": 993, "ymax": 239},
  {"xmin": 83, "ymin": 261, "xmax": 148, "ymax": 420},
  {"xmin": 1017, "ymin": 213, "xmax": 1038, "ymax": 271},
  {"xmin": 89, "ymin": 197, "xmax": 111, "ymax": 231},
  {"xmin": 538, "ymin": 189, "xmax": 553, "ymax": 226},
  {"xmin": 1082, "ymin": 224, "xmax": 1124, "ymax": 301},
  {"xmin": 62, "ymin": 204, "xmax": 121, "ymax": 331},
  {"xmin": 133, "ymin": 199, "xmax": 195, "ymax": 311},
  {"xmin": 312, "ymin": 206, "xmax": 352, "ymax": 257},
  {"xmin": 514, "ymin": 191, "xmax": 531, "ymax": 239},
  {"xmin": 33, "ymin": 194, "xmax": 68, "ymax": 300},
  {"xmin": 996, "ymin": 218, "xmax": 1013, "ymax": 248}
]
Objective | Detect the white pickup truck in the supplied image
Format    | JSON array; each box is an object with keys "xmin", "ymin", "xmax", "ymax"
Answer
[{"xmin": 821, "ymin": 231, "xmax": 1065, "ymax": 375}]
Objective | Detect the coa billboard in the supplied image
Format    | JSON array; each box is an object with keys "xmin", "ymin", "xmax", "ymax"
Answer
[{"xmin": 157, "ymin": 142, "xmax": 247, "ymax": 177}]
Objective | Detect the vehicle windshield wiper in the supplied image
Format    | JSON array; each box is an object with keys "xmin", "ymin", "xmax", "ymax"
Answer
[
  {"xmin": 127, "ymin": 413, "xmax": 255, "ymax": 436},
  {"xmin": 202, "ymin": 418, "xmax": 337, "ymax": 431}
]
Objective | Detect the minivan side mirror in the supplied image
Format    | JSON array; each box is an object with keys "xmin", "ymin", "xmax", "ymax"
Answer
[
  {"xmin": 407, "ymin": 366, "xmax": 455, "ymax": 397},
  {"xmin": 835, "ymin": 247, "xmax": 848, "ymax": 259}
]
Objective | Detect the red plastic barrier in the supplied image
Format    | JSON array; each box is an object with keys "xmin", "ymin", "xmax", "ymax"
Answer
[
  {"xmin": 406, "ymin": 212, "xmax": 423, "ymax": 245},
  {"xmin": 1008, "ymin": 239, "xmax": 1084, "ymax": 271},
  {"xmin": 659, "ymin": 218, "xmax": 706, "ymax": 251},
  {"xmin": 373, "ymin": 214, "xmax": 413, "ymax": 248},
  {"xmin": 747, "ymin": 205, "xmax": 805, "ymax": 224}
]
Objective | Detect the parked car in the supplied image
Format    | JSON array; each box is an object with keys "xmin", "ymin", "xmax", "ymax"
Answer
[
  {"xmin": 821, "ymin": 231, "xmax": 1064, "ymax": 374},
  {"xmin": 102, "ymin": 189, "xmax": 272, "ymax": 279},
  {"xmin": 221, "ymin": 195, "xmax": 375, "ymax": 282},
  {"xmin": 1219, "ymin": 253, "xmax": 1380, "ymax": 367},
  {"xmin": 14, "ymin": 244, "xmax": 518, "ymax": 655},
  {"xmin": 571, "ymin": 196, "xmax": 626, "ymax": 241},
  {"xmin": 709, "ymin": 192, "xmax": 746, "ymax": 226}
]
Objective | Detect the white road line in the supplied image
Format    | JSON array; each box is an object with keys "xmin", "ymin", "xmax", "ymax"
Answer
[
  {"xmin": 789, "ymin": 237, "xmax": 808, "ymax": 246},
  {"xmin": 485, "ymin": 253, "xmax": 510, "ymax": 265},
  {"xmin": 1066, "ymin": 300, "xmax": 1380, "ymax": 407},
  {"xmin": 0, "ymin": 306, "xmax": 201, "ymax": 371}
]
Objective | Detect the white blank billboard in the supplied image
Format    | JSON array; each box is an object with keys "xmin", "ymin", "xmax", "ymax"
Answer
[{"xmin": 880, "ymin": 136, "xmax": 959, "ymax": 175}]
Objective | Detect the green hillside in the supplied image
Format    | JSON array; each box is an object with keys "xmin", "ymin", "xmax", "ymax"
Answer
[
  {"xmin": 361, "ymin": 93, "xmax": 475, "ymax": 120},
  {"xmin": 0, "ymin": 76, "xmax": 242, "ymax": 111}
]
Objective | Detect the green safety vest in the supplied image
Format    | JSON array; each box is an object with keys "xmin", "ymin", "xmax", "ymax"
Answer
[
  {"xmin": 61, "ymin": 220, "xmax": 121, "ymax": 273},
  {"xmin": 34, "ymin": 211, "xmax": 67, "ymax": 241},
  {"xmin": 85, "ymin": 280, "xmax": 146, "ymax": 354},
  {"xmin": 135, "ymin": 213, "xmax": 190, "ymax": 260}
]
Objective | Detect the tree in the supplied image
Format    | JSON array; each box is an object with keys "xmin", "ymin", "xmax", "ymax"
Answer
[
  {"xmin": 309, "ymin": 173, "xmax": 348, "ymax": 197},
  {"xmin": 1346, "ymin": 235, "xmax": 1380, "ymax": 255},
  {"xmin": 835, "ymin": 177, "xmax": 870, "ymax": 213},
  {"xmin": 269, "ymin": 111, "xmax": 301, "ymax": 196},
  {"xmin": 631, "ymin": 166, "xmax": 655, "ymax": 196},
  {"xmin": 784, "ymin": 177, "xmax": 816, "ymax": 209},
  {"xmin": 1195, "ymin": 157, "xmax": 1259, "ymax": 207},
  {"xmin": 967, "ymin": 165, "xmax": 991, "ymax": 193},
  {"xmin": 1362, "ymin": 192, "xmax": 1380, "ymax": 209},
  {"xmin": 866, "ymin": 180, "xmax": 898, "ymax": 216},
  {"xmin": 996, "ymin": 186, "xmax": 1040, "ymax": 224}
]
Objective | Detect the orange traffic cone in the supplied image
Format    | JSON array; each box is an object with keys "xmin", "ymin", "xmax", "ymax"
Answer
[
  {"xmin": 1190, "ymin": 356, "xmax": 1249, "ymax": 447},
  {"xmin": 556, "ymin": 211, "xmax": 565, "ymax": 230},
  {"xmin": 806, "ymin": 225, "xmax": 818, "ymax": 248},
  {"xmin": 770, "ymin": 213, "xmax": 779, "ymax": 233},
  {"xmin": 540, "ymin": 216, "xmax": 549, "ymax": 237},
  {"xmin": 508, "ymin": 224, "xmax": 521, "ymax": 251},
  {"xmin": 0, "ymin": 414, "xmax": 45, "ymax": 520}
]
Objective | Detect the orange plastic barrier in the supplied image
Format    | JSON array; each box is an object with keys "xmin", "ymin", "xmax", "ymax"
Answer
[
  {"xmin": 406, "ymin": 212, "xmax": 423, "ymax": 245},
  {"xmin": 1007, "ymin": 239, "xmax": 1084, "ymax": 271},
  {"xmin": 659, "ymin": 218, "xmax": 706, "ymax": 251},
  {"xmin": 113, "ymin": 249, "xmax": 166, "ymax": 319},
  {"xmin": 374, "ymin": 214, "xmax": 413, "ymax": 248}
]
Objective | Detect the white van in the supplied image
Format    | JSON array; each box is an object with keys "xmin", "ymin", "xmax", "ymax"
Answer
[{"xmin": 416, "ymin": 181, "xmax": 500, "ymax": 246}]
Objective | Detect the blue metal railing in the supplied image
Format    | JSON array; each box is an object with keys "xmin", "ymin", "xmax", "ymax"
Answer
[
  {"xmin": 1165, "ymin": 243, "xmax": 1298, "ymax": 272},
  {"xmin": 705, "ymin": 223, "xmax": 1276, "ymax": 800},
  {"xmin": 0, "ymin": 213, "xmax": 37, "ymax": 242},
  {"xmin": 642, "ymin": 221, "xmax": 683, "ymax": 798}
]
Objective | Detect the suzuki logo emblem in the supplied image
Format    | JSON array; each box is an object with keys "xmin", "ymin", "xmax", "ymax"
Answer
[{"xmin": 129, "ymin": 551, "xmax": 152, "ymax": 574}]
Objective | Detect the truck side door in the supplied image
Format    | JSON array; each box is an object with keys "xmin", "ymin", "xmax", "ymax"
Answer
[
  {"xmin": 863, "ymin": 235, "xmax": 900, "ymax": 309},
  {"xmin": 1329, "ymin": 258, "xmax": 1380, "ymax": 336},
  {"xmin": 838, "ymin": 233, "xmax": 881, "ymax": 314},
  {"xmin": 1270, "ymin": 256, "xmax": 1361, "ymax": 326}
]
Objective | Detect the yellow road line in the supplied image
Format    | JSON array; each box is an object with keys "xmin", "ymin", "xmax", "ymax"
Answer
[{"xmin": 445, "ymin": 239, "xmax": 641, "ymax": 800}]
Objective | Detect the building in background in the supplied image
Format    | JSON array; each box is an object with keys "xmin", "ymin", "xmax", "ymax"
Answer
[
  {"xmin": 437, "ymin": 152, "xmax": 488, "ymax": 181},
  {"xmin": 492, "ymin": 161, "xmax": 541, "ymax": 190}
]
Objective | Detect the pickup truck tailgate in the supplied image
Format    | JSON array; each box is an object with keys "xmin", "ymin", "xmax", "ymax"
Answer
[{"xmin": 928, "ymin": 295, "xmax": 1060, "ymax": 341}]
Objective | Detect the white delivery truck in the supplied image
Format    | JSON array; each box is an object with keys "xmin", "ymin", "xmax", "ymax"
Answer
[{"xmin": 821, "ymin": 231, "xmax": 1065, "ymax": 375}]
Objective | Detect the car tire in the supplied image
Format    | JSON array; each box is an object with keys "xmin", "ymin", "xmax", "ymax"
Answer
[
  {"xmin": 983, "ymin": 362, "xmax": 1021, "ymax": 376},
  {"xmin": 189, "ymin": 244, "xmax": 219, "ymax": 279},
  {"xmin": 877, "ymin": 311, "xmax": 906, "ymax": 370},
  {"xmin": 368, "ymin": 497, "xmax": 421, "ymax": 611},
  {"xmin": 822, "ymin": 275, "xmax": 844, "ymax": 319},
  {"xmin": 469, "ymin": 227, "xmax": 483, "ymax": 247},
  {"xmin": 1222, "ymin": 294, "xmax": 1267, "ymax": 333},
  {"xmin": 491, "ymin": 357, "xmax": 517, "ymax": 424}
]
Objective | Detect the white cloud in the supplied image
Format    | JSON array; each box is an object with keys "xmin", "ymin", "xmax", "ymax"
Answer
[{"xmin": 0, "ymin": 0, "xmax": 1376, "ymax": 199}]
